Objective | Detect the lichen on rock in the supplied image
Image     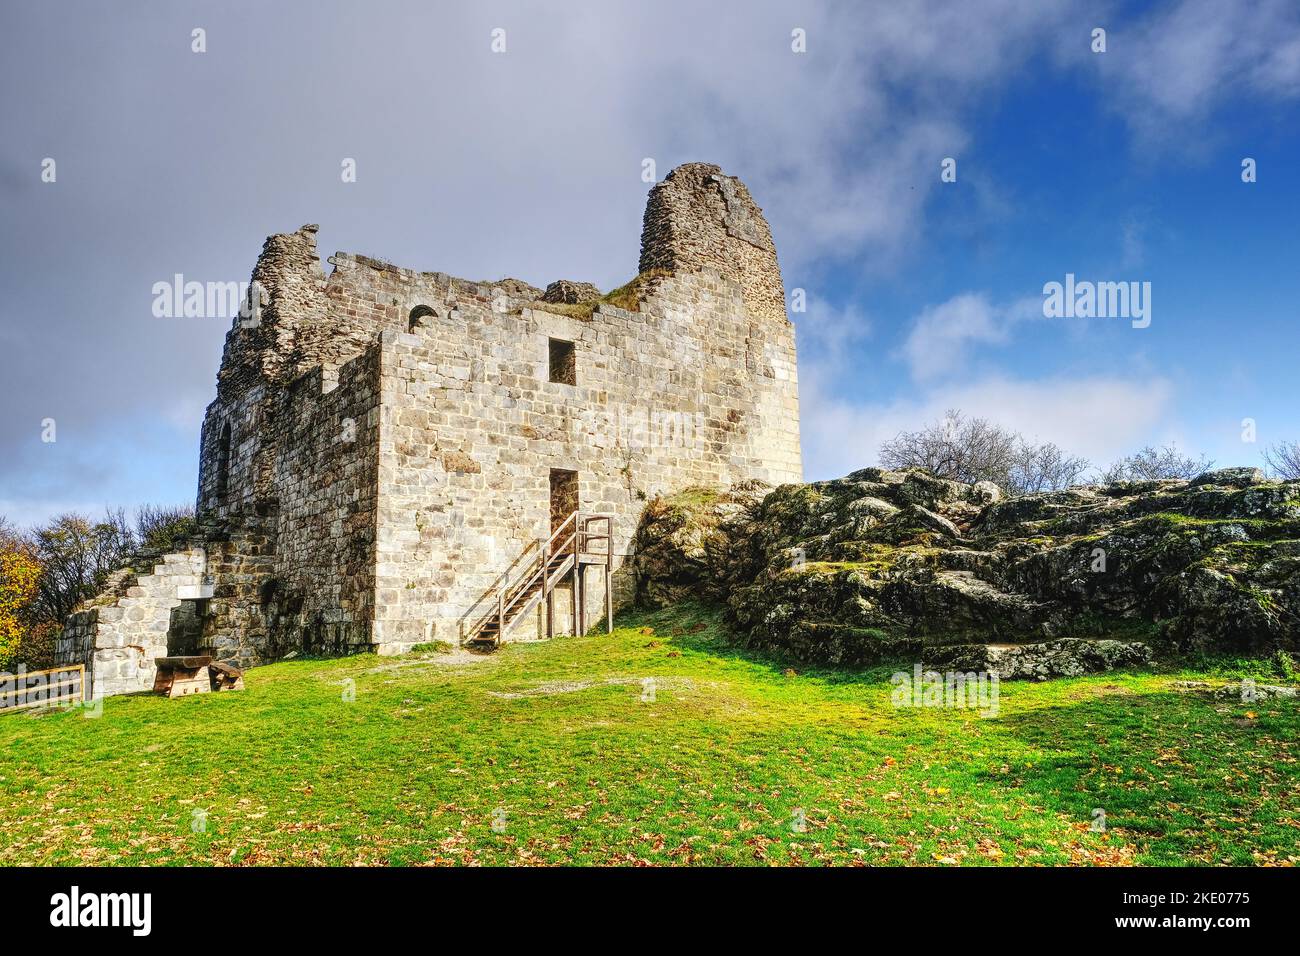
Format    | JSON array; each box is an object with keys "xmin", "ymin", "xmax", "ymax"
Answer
[
  {"xmin": 631, "ymin": 467, "xmax": 1300, "ymax": 673},
  {"xmin": 631, "ymin": 480, "xmax": 770, "ymax": 608}
]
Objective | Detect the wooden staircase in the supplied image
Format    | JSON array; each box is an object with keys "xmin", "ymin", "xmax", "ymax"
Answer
[{"xmin": 465, "ymin": 511, "xmax": 615, "ymax": 650}]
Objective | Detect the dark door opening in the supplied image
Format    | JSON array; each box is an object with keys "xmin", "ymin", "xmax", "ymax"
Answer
[
  {"xmin": 166, "ymin": 599, "xmax": 208, "ymax": 656},
  {"xmin": 549, "ymin": 468, "xmax": 578, "ymax": 533}
]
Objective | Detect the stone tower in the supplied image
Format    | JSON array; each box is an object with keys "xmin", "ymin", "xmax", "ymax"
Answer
[
  {"xmin": 639, "ymin": 162, "xmax": 787, "ymax": 325},
  {"xmin": 57, "ymin": 163, "xmax": 802, "ymax": 698}
]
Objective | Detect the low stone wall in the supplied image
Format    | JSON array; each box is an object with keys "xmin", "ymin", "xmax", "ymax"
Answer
[{"xmin": 55, "ymin": 547, "xmax": 210, "ymax": 698}]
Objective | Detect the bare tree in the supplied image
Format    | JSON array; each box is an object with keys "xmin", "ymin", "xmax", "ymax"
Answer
[
  {"xmin": 26, "ymin": 510, "xmax": 135, "ymax": 625},
  {"xmin": 1098, "ymin": 443, "xmax": 1213, "ymax": 483},
  {"xmin": 135, "ymin": 503, "xmax": 196, "ymax": 551},
  {"xmin": 1009, "ymin": 441, "xmax": 1091, "ymax": 496},
  {"xmin": 880, "ymin": 410, "xmax": 1017, "ymax": 486},
  {"xmin": 879, "ymin": 409, "xmax": 1090, "ymax": 496},
  {"xmin": 1263, "ymin": 440, "xmax": 1300, "ymax": 481}
]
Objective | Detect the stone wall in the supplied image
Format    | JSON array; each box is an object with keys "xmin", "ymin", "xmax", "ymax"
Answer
[
  {"xmin": 198, "ymin": 517, "xmax": 276, "ymax": 667},
  {"xmin": 339, "ymin": 263, "xmax": 799, "ymax": 652},
  {"xmin": 264, "ymin": 346, "xmax": 382, "ymax": 656},
  {"xmin": 640, "ymin": 163, "xmax": 787, "ymax": 325}
]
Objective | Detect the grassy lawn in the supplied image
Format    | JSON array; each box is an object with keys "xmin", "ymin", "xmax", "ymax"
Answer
[{"xmin": 1, "ymin": 604, "xmax": 1297, "ymax": 866}]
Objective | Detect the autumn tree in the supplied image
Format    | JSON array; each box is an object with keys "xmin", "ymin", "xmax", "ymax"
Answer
[
  {"xmin": 0, "ymin": 521, "xmax": 41, "ymax": 670},
  {"xmin": 27, "ymin": 511, "xmax": 134, "ymax": 626}
]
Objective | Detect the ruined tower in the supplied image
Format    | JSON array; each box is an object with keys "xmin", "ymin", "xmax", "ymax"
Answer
[{"xmin": 58, "ymin": 163, "xmax": 802, "ymax": 697}]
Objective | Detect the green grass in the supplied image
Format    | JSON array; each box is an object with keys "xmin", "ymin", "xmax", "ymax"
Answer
[{"xmin": 1, "ymin": 604, "xmax": 1297, "ymax": 866}]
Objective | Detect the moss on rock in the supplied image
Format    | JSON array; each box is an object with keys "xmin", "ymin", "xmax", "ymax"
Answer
[{"xmin": 631, "ymin": 467, "xmax": 1300, "ymax": 667}]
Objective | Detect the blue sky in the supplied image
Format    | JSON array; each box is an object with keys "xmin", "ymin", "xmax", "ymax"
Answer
[
  {"xmin": 2, "ymin": 0, "xmax": 1299, "ymax": 527},
  {"xmin": 800, "ymin": 24, "xmax": 1300, "ymax": 477}
]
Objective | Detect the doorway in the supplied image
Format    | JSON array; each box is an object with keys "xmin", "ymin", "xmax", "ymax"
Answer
[
  {"xmin": 549, "ymin": 468, "xmax": 578, "ymax": 533},
  {"xmin": 166, "ymin": 599, "xmax": 208, "ymax": 656}
]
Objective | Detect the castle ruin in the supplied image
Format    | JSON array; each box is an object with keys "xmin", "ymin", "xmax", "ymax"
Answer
[{"xmin": 57, "ymin": 163, "xmax": 802, "ymax": 698}]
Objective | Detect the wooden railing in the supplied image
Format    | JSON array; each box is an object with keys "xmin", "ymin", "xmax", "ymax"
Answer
[
  {"xmin": 580, "ymin": 513, "xmax": 615, "ymax": 637},
  {"xmin": 0, "ymin": 664, "xmax": 87, "ymax": 714},
  {"xmin": 467, "ymin": 511, "xmax": 615, "ymax": 646},
  {"xmin": 579, "ymin": 513, "xmax": 614, "ymax": 565}
]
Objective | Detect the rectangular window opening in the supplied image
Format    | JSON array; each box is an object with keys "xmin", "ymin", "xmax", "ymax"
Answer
[{"xmin": 548, "ymin": 337, "xmax": 577, "ymax": 385}]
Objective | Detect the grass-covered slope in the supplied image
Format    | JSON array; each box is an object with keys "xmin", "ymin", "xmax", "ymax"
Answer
[
  {"xmin": 633, "ymin": 467, "xmax": 1300, "ymax": 667},
  {"xmin": 2, "ymin": 604, "xmax": 1296, "ymax": 866}
]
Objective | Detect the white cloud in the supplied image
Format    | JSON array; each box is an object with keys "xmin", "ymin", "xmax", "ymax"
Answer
[
  {"xmin": 802, "ymin": 373, "xmax": 1177, "ymax": 481},
  {"xmin": 796, "ymin": 295, "xmax": 872, "ymax": 360},
  {"xmin": 897, "ymin": 293, "xmax": 1043, "ymax": 382},
  {"xmin": 8, "ymin": 0, "xmax": 1283, "ymax": 522},
  {"xmin": 591, "ymin": 0, "xmax": 1090, "ymax": 273},
  {"xmin": 1083, "ymin": 0, "xmax": 1300, "ymax": 138}
]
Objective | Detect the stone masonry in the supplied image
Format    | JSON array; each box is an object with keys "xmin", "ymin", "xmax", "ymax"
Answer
[
  {"xmin": 58, "ymin": 549, "xmax": 209, "ymax": 698},
  {"xmin": 57, "ymin": 162, "xmax": 802, "ymax": 696}
]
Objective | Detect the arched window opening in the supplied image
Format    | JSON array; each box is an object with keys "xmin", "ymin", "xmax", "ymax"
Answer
[{"xmin": 409, "ymin": 304, "xmax": 437, "ymax": 333}]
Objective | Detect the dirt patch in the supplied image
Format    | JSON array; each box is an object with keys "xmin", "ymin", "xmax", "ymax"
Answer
[
  {"xmin": 488, "ymin": 676, "xmax": 696, "ymax": 699},
  {"xmin": 367, "ymin": 649, "xmax": 493, "ymax": 672}
]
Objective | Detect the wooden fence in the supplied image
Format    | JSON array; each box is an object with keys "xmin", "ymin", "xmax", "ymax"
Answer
[{"xmin": 0, "ymin": 664, "xmax": 87, "ymax": 713}]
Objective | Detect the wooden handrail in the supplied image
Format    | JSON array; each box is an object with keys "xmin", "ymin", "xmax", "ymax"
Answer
[
  {"xmin": 545, "ymin": 510, "xmax": 579, "ymax": 555},
  {"xmin": 502, "ymin": 528, "xmax": 576, "ymax": 621},
  {"xmin": 474, "ymin": 510, "xmax": 616, "ymax": 646}
]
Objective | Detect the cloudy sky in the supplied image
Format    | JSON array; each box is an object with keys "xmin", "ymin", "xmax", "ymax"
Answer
[{"xmin": 3, "ymin": 0, "xmax": 1299, "ymax": 527}]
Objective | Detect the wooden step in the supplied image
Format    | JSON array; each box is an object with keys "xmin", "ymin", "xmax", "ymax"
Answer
[{"xmin": 466, "ymin": 527, "xmax": 592, "ymax": 649}]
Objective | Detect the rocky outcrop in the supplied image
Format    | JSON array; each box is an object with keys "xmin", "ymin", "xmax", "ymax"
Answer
[
  {"xmin": 930, "ymin": 638, "xmax": 1154, "ymax": 680},
  {"xmin": 631, "ymin": 481, "xmax": 771, "ymax": 608},
  {"xmin": 631, "ymin": 467, "xmax": 1300, "ymax": 672}
]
